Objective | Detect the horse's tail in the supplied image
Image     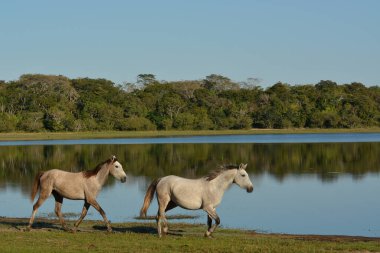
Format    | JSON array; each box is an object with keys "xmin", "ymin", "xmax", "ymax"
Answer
[
  {"xmin": 140, "ymin": 178, "xmax": 161, "ymax": 218},
  {"xmin": 30, "ymin": 171, "xmax": 44, "ymax": 202}
]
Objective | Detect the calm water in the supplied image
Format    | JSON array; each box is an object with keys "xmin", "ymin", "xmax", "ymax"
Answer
[
  {"xmin": 0, "ymin": 133, "xmax": 379, "ymax": 237},
  {"xmin": 2, "ymin": 133, "xmax": 380, "ymax": 146}
]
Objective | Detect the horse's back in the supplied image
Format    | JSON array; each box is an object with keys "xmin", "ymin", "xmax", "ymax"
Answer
[
  {"xmin": 157, "ymin": 175, "xmax": 204, "ymax": 209},
  {"xmin": 42, "ymin": 169, "xmax": 83, "ymax": 181},
  {"xmin": 40, "ymin": 169, "xmax": 86, "ymax": 199},
  {"xmin": 158, "ymin": 175, "xmax": 203, "ymax": 189}
]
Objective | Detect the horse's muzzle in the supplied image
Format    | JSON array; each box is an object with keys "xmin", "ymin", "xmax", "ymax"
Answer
[
  {"xmin": 247, "ymin": 185, "xmax": 254, "ymax": 193},
  {"xmin": 121, "ymin": 176, "xmax": 127, "ymax": 183}
]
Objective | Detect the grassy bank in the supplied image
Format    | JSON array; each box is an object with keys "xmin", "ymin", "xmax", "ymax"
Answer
[
  {"xmin": 1, "ymin": 128, "xmax": 380, "ymax": 141},
  {"xmin": 0, "ymin": 218, "xmax": 379, "ymax": 253}
]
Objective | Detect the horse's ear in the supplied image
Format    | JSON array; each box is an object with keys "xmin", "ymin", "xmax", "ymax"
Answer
[
  {"xmin": 110, "ymin": 155, "xmax": 117, "ymax": 163},
  {"xmin": 239, "ymin": 163, "xmax": 247, "ymax": 170}
]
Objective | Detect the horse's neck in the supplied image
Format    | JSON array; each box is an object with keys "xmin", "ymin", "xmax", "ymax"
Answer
[
  {"xmin": 209, "ymin": 169, "xmax": 236, "ymax": 194},
  {"xmin": 96, "ymin": 164, "xmax": 110, "ymax": 186}
]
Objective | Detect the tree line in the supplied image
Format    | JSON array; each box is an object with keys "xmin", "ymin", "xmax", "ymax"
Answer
[{"xmin": 0, "ymin": 73, "xmax": 379, "ymax": 132}]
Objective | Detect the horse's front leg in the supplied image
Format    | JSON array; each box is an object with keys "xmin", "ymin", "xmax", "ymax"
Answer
[
  {"xmin": 207, "ymin": 215, "xmax": 212, "ymax": 232},
  {"xmin": 87, "ymin": 198, "xmax": 112, "ymax": 232},
  {"xmin": 73, "ymin": 202, "xmax": 90, "ymax": 232},
  {"xmin": 204, "ymin": 207, "xmax": 220, "ymax": 238}
]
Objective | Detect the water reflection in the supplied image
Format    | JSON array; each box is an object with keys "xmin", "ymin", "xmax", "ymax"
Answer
[
  {"xmin": 1, "ymin": 138, "xmax": 380, "ymax": 237},
  {"xmin": 1, "ymin": 142, "xmax": 379, "ymax": 194}
]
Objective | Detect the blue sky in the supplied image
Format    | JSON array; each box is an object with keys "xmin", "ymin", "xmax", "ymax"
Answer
[{"xmin": 1, "ymin": 0, "xmax": 379, "ymax": 87}]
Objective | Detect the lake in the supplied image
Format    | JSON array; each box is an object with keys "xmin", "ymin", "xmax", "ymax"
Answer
[{"xmin": 0, "ymin": 133, "xmax": 379, "ymax": 237}]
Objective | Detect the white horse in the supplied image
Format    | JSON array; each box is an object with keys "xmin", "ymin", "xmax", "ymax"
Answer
[
  {"xmin": 27, "ymin": 155, "xmax": 127, "ymax": 232},
  {"xmin": 140, "ymin": 163, "xmax": 254, "ymax": 237}
]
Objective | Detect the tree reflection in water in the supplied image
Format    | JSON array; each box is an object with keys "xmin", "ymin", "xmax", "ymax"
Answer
[{"xmin": 1, "ymin": 142, "xmax": 380, "ymax": 194}]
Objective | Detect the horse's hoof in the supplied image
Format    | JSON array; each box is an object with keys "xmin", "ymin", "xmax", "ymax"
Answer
[
  {"xmin": 24, "ymin": 227, "xmax": 31, "ymax": 232},
  {"xmin": 63, "ymin": 227, "xmax": 71, "ymax": 232},
  {"xmin": 107, "ymin": 228, "xmax": 113, "ymax": 233},
  {"xmin": 204, "ymin": 232, "xmax": 213, "ymax": 238}
]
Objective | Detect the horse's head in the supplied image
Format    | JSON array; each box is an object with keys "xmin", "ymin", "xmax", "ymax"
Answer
[
  {"xmin": 233, "ymin": 163, "xmax": 253, "ymax": 193},
  {"xmin": 109, "ymin": 155, "xmax": 127, "ymax": 183}
]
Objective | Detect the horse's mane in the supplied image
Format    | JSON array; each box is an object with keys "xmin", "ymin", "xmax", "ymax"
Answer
[
  {"xmin": 204, "ymin": 164, "xmax": 239, "ymax": 181},
  {"xmin": 83, "ymin": 158, "xmax": 116, "ymax": 178}
]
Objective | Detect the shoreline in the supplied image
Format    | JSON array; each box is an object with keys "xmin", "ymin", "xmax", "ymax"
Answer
[
  {"xmin": 1, "ymin": 218, "xmax": 379, "ymax": 252},
  {"xmin": 1, "ymin": 217, "xmax": 379, "ymax": 241}
]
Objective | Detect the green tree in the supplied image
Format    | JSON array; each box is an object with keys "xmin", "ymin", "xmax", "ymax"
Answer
[
  {"xmin": 123, "ymin": 95, "xmax": 148, "ymax": 118},
  {"xmin": 203, "ymin": 74, "xmax": 240, "ymax": 91},
  {"xmin": 43, "ymin": 107, "xmax": 68, "ymax": 131},
  {"xmin": 173, "ymin": 112, "xmax": 196, "ymax": 130},
  {"xmin": 137, "ymin": 74, "xmax": 158, "ymax": 87},
  {"xmin": 172, "ymin": 80, "xmax": 202, "ymax": 100},
  {"xmin": 192, "ymin": 107, "xmax": 214, "ymax": 130},
  {"xmin": 0, "ymin": 74, "xmax": 379, "ymax": 132},
  {"xmin": 117, "ymin": 116, "xmax": 156, "ymax": 131},
  {"xmin": 0, "ymin": 113, "xmax": 18, "ymax": 132},
  {"xmin": 309, "ymin": 111, "xmax": 340, "ymax": 128},
  {"xmin": 157, "ymin": 93, "xmax": 186, "ymax": 121},
  {"xmin": 17, "ymin": 112, "xmax": 44, "ymax": 132}
]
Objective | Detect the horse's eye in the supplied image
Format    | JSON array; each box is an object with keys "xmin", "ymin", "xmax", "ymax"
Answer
[
  {"xmin": 115, "ymin": 165, "xmax": 119, "ymax": 168},
  {"xmin": 241, "ymin": 174, "xmax": 246, "ymax": 177}
]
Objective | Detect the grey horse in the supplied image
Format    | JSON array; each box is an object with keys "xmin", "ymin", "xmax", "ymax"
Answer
[{"xmin": 140, "ymin": 163, "xmax": 253, "ymax": 237}]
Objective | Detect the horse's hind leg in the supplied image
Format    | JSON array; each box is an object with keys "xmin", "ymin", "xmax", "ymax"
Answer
[
  {"xmin": 156, "ymin": 195, "xmax": 171, "ymax": 237},
  {"xmin": 27, "ymin": 190, "xmax": 50, "ymax": 230},
  {"xmin": 86, "ymin": 198, "xmax": 112, "ymax": 232},
  {"xmin": 73, "ymin": 201, "xmax": 90, "ymax": 232},
  {"xmin": 161, "ymin": 200, "xmax": 177, "ymax": 235},
  {"xmin": 52, "ymin": 191, "xmax": 69, "ymax": 231}
]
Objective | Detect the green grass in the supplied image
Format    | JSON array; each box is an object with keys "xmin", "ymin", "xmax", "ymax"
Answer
[
  {"xmin": 0, "ymin": 218, "xmax": 379, "ymax": 253},
  {"xmin": 1, "ymin": 128, "xmax": 380, "ymax": 141}
]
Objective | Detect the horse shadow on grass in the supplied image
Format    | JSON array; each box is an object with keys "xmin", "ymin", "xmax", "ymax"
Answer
[
  {"xmin": 92, "ymin": 224, "xmax": 185, "ymax": 236},
  {"xmin": 0, "ymin": 218, "xmax": 62, "ymax": 231},
  {"xmin": 0, "ymin": 218, "xmax": 184, "ymax": 236}
]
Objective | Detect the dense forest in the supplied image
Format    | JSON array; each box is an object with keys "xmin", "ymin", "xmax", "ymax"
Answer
[{"xmin": 0, "ymin": 74, "xmax": 379, "ymax": 132}]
